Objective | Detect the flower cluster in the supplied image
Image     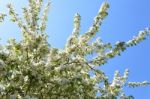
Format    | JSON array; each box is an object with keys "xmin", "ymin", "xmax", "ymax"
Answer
[
  {"xmin": 0, "ymin": 13, "xmax": 6, "ymax": 22},
  {"xmin": 0, "ymin": 0, "xmax": 149, "ymax": 98}
]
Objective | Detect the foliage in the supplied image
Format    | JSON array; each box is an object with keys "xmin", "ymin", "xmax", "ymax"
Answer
[{"xmin": 0, "ymin": 0, "xmax": 149, "ymax": 98}]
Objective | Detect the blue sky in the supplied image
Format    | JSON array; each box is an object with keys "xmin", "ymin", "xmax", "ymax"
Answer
[{"xmin": 0, "ymin": 0, "xmax": 150, "ymax": 98}]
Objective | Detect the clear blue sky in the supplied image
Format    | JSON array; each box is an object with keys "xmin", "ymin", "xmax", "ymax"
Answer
[{"xmin": 0, "ymin": 0, "xmax": 150, "ymax": 98}]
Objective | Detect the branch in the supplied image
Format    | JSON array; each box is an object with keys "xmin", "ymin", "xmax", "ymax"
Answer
[{"xmin": 79, "ymin": 1, "xmax": 109, "ymax": 43}]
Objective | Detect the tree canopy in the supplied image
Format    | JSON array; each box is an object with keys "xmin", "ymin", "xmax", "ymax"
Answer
[{"xmin": 0, "ymin": 0, "xmax": 149, "ymax": 98}]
